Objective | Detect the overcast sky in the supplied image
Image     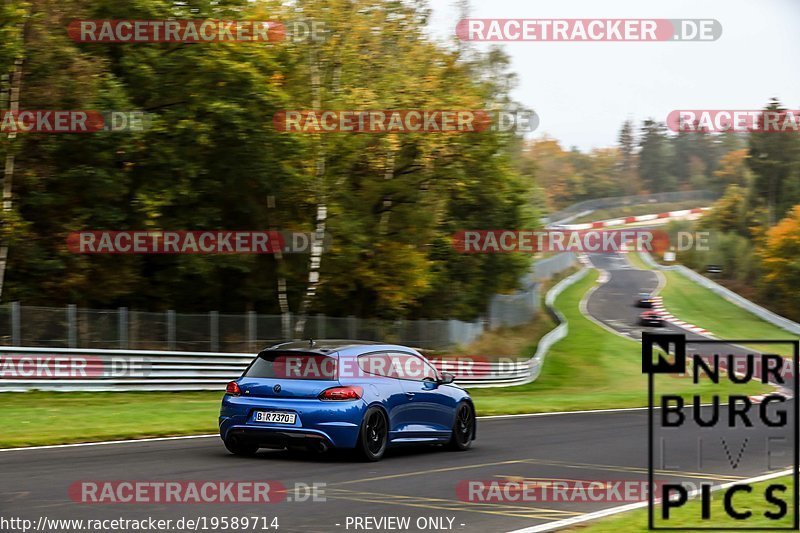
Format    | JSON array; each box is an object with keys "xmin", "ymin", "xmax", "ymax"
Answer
[{"xmin": 425, "ymin": 0, "xmax": 800, "ymax": 151}]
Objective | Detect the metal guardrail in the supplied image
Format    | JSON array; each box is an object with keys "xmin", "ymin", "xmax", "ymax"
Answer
[
  {"xmin": 545, "ymin": 190, "xmax": 718, "ymax": 226},
  {"xmin": 0, "ymin": 346, "xmax": 253, "ymax": 392},
  {"xmin": 0, "ymin": 266, "xmax": 590, "ymax": 391},
  {"xmin": 0, "ymin": 345, "xmax": 532, "ymax": 391}
]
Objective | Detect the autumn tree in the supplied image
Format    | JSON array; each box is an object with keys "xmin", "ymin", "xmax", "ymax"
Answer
[
  {"xmin": 710, "ymin": 149, "xmax": 751, "ymax": 192},
  {"xmin": 760, "ymin": 205, "xmax": 800, "ymax": 319}
]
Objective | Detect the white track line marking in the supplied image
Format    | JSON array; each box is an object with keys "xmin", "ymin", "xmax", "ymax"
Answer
[
  {"xmin": 478, "ymin": 407, "xmax": 650, "ymax": 420},
  {"xmin": 506, "ymin": 468, "xmax": 793, "ymax": 533},
  {"xmin": 0, "ymin": 434, "xmax": 220, "ymax": 452}
]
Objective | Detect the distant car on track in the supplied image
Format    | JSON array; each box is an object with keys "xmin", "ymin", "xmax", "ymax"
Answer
[
  {"xmin": 635, "ymin": 292, "xmax": 655, "ymax": 308},
  {"xmin": 639, "ymin": 310, "xmax": 664, "ymax": 327},
  {"xmin": 219, "ymin": 340, "xmax": 475, "ymax": 461}
]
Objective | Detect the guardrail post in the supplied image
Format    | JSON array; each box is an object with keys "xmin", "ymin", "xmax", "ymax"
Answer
[
  {"xmin": 67, "ymin": 304, "xmax": 77, "ymax": 348},
  {"xmin": 247, "ymin": 310, "xmax": 256, "ymax": 352},
  {"xmin": 210, "ymin": 311, "xmax": 219, "ymax": 352},
  {"xmin": 281, "ymin": 312, "xmax": 292, "ymax": 339},
  {"xmin": 129, "ymin": 310, "xmax": 137, "ymax": 350},
  {"xmin": 167, "ymin": 310, "xmax": 176, "ymax": 350},
  {"xmin": 347, "ymin": 315, "xmax": 357, "ymax": 339},
  {"xmin": 11, "ymin": 301, "xmax": 19, "ymax": 346},
  {"xmin": 447, "ymin": 319, "xmax": 458, "ymax": 346},
  {"xmin": 118, "ymin": 307, "xmax": 128, "ymax": 349},
  {"xmin": 396, "ymin": 318, "xmax": 406, "ymax": 345},
  {"xmin": 316, "ymin": 313, "xmax": 325, "ymax": 339}
]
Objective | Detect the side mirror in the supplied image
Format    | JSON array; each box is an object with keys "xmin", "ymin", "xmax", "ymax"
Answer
[{"xmin": 439, "ymin": 372, "xmax": 455, "ymax": 384}]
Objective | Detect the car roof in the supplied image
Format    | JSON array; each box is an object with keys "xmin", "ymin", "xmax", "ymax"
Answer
[{"xmin": 260, "ymin": 340, "xmax": 419, "ymax": 357}]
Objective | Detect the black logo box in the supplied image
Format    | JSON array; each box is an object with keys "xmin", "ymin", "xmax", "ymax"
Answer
[{"xmin": 642, "ymin": 333, "xmax": 799, "ymax": 530}]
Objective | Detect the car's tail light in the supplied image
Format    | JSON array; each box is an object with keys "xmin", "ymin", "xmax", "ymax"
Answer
[
  {"xmin": 226, "ymin": 381, "xmax": 242, "ymax": 396},
  {"xmin": 319, "ymin": 385, "xmax": 363, "ymax": 401}
]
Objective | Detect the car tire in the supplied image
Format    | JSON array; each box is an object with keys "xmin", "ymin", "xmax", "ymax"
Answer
[
  {"xmin": 224, "ymin": 434, "xmax": 259, "ymax": 456},
  {"xmin": 357, "ymin": 407, "xmax": 388, "ymax": 462},
  {"xmin": 448, "ymin": 402, "xmax": 475, "ymax": 451}
]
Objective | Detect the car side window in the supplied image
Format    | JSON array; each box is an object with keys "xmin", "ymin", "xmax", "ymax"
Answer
[
  {"xmin": 388, "ymin": 352, "xmax": 438, "ymax": 382},
  {"xmin": 357, "ymin": 352, "xmax": 395, "ymax": 378}
]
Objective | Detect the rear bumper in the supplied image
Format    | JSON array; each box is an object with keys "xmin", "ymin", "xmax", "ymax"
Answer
[
  {"xmin": 223, "ymin": 425, "xmax": 336, "ymax": 451},
  {"xmin": 219, "ymin": 394, "xmax": 364, "ymax": 449},
  {"xmin": 219, "ymin": 419, "xmax": 361, "ymax": 449}
]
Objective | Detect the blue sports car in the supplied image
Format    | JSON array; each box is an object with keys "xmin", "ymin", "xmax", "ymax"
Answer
[{"xmin": 219, "ymin": 340, "xmax": 476, "ymax": 461}]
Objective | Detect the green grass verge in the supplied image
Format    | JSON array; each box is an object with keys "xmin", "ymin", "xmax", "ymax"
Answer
[
  {"xmin": 631, "ymin": 253, "xmax": 796, "ymax": 357},
  {"xmin": 570, "ymin": 475, "xmax": 795, "ymax": 531},
  {"xmin": 0, "ymin": 391, "xmax": 223, "ymax": 448},
  {"xmin": 0, "ymin": 268, "xmax": 769, "ymax": 448},
  {"xmin": 624, "ymin": 250, "xmax": 651, "ymax": 271}
]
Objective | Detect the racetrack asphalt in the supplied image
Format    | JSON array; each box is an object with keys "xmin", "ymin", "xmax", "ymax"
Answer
[{"xmin": 0, "ymin": 253, "xmax": 795, "ymax": 533}]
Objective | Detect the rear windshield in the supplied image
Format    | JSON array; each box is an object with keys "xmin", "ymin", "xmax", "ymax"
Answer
[{"xmin": 244, "ymin": 351, "xmax": 337, "ymax": 380}]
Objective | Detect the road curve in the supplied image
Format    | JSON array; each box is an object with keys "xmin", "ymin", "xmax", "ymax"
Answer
[{"xmin": 585, "ymin": 253, "xmax": 712, "ymax": 344}]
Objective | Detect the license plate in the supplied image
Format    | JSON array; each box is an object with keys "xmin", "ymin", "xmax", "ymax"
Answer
[{"xmin": 253, "ymin": 411, "xmax": 296, "ymax": 424}]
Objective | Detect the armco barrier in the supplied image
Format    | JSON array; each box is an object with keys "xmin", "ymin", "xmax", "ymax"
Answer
[
  {"xmin": 0, "ymin": 346, "xmax": 532, "ymax": 391},
  {"xmin": 553, "ymin": 207, "xmax": 710, "ymax": 231},
  {"xmin": 545, "ymin": 190, "xmax": 718, "ymax": 226},
  {"xmin": 0, "ymin": 267, "xmax": 591, "ymax": 392},
  {"xmin": 641, "ymin": 252, "xmax": 800, "ymax": 336}
]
